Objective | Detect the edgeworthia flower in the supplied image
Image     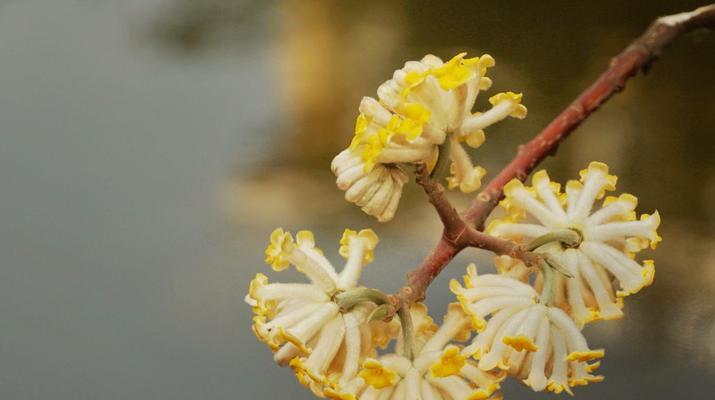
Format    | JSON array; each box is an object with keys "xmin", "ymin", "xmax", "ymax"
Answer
[
  {"xmin": 486, "ymin": 162, "xmax": 661, "ymax": 326},
  {"xmin": 245, "ymin": 228, "xmax": 380, "ymax": 397},
  {"xmin": 327, "ymin": 304, "xmax": 504, "ymax": 400},
  {"xmin": 332, "ymin": 53, "xmax": 527, "ymax": 221},
  {"xmin": 451, "ymin": 266, "xmax": 604, "ymax": 395}
]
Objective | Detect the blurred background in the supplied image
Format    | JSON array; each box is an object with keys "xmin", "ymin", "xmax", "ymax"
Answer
[{"xmin": 1, "ymin": 0, "xmax": 714, "ymax": 398}]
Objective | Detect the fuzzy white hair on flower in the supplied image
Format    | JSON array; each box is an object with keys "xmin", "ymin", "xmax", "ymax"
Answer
[
  {"xmin": 451, "ymin": 265, "xmax": 604, "ymax": 395},
  {"xmin": 332, "ymin": 53, "xmax": 527, "ymax": 221},
  {"xmin": 326, "ymin": 304, "xmax": 505, "ymax": 400},
  {"xmin": 486, "ymin": 162, "xmax": 661, "ymax": 326},
  {"xmin": 245, "ymin": 228, "xmax": 381, "ymax": 397}
]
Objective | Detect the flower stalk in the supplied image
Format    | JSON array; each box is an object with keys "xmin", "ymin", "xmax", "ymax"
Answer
[
  {"xmin": 526, "ymin": 229, "xmax": 582, "ymax": 251},
  {"xmin": 335, "ymin": 287, "xmax": 387, "ymax": 311},
  {"xmin": 396, "ymin": 304, "xmax": 416, "ymax": 361},
  {"xmin": 430, "ymin": 136, "xmax": 452, "ymax": 180},
  {"xmin": 538, "ymin": 259, "xmax": 556, "ymax": 305}
]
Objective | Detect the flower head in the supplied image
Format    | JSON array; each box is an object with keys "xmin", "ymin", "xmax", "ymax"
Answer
[
  {"xmin": 487, "ymin": 162, "xmax": 661, "ymax": 325},
  {"xmin": 452, "ymin": 265, "xmax": 604, "ymax": 395},
  {"xmin": 246, "ymin": 228, "xmax": 381, "ymax": 397},
  {"xmin": 332, "ymin": 53, "xmax": 527, "ymax": 221},
  {"xmin": 326, "ymin": 304, "xmax": 504, "ymax": 400}
]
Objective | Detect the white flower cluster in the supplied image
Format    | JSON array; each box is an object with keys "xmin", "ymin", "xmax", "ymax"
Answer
[
  {"xmin": 246, "ymin": 50, "xmax": 662, "ymax": 399},
  {"xmin": 247, "ymin": 229, "xmax": 504, "ymax": 399},
  {"xmin": 332, "ymin": 53, "xmax": 526, "ymax": 221}
]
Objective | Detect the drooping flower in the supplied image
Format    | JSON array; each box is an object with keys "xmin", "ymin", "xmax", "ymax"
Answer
[
  {"xmin": 245, "ymin": 228, "xmax": 380, "ymax": 397},
  {"xmin": 486, "ymin": 162, "xmax": 661, "ymax": 326},
  {"xmin": 326, "ymin": 304, "xmax": 505, "ymax": 400},
  {"xmin": 331, "ymin": 149, "xmax": 409, "ymax": 222},
  {"xmin": 332, "ymin": 53, "xmax": 527, "ymax": 221},
  {"xmin": 451, "ymin": 265, "xmax": 604, "ymax": 395}
]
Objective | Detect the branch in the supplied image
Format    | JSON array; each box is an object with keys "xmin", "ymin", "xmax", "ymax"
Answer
[
  {"xmin": 414, "ymin": 163, "xmax": 467, "ymax": 244},
  {"xmin": 391, "ymin": 4, "xmax": 715, "ymax": 309},
  {"xmin": 395, "ymin": 165, "xmax": 541, "ymax": 306},
  {"xmin": 463, "ymin": 3, "xmax": 715, "ymax": 228}
]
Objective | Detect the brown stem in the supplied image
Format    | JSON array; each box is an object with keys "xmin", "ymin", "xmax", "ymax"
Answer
[
  {"xmin": 394, "ymin": 165, "xmax": 541, "ymax": 308},
  {"xmin": 464, "ymin": 3, "xmax": 715, "ymax": 228},
  {"xmin": 391, "ymin": 4, "xmax": 715, "ymax": 311},
  {"xmin": 398, "ymin": 238, "xmax": 462, "ymax": 305},
  {"xmin": 414, "ymin": 163, "xmax": 466, "ymax": 244}
]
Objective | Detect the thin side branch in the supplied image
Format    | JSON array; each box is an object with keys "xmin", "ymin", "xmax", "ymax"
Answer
[
  {"xmin": 395, "ymin": 165, "xmax": 541, "ymax": 306},
  {"xmin": 414, "ymin": 163, "xmax": 466, "ymax": 243}
]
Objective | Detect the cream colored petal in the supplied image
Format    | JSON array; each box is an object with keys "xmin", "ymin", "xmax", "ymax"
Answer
[
  {"xmin": 254, "ymin": 283, "xmax": 328, "ymax": 303},
  {"xmin": 466, "ymin": 306, "xmax": 521, "ymax": 358},
  {"xmin": 304, "ymin": 315, "xmax": 346, "ymax": 375},
  {"xmin": 523, "ymin": 316, "xmax": 550, "ymax": 391},
  {"xmin": 458, "ymin": 98, "xmax": 521, "ymax": 133},
  {"xmin": 547, "ymin": 327, "xmax": 572, "ymax": 395},
  {"xmin": 338, "ymin": 235, "xmax": 367, "ymax": 290},
  {"xmin": 478, "ymin": 307, "xmax": 530, "ymax": 370},
  {"xmin": 576, "ymin": 250, "xmax": 623, "ymax": 320},
  {"xmin": 421, "ymin": 307, "xmax": 471, "ymax": 353},
  {"xmin": 580, "ymin": 241, "xmax": 643, "ymax": 293},
  {"xmin": 345, "ymin": 167, "xmax": 382, "ymax": 202},
  {"xmin": 561, "ymin": 249, "xmax": 594, "ymax": 325},
  {"xmin": 404, "ymin": 368, "xmax": 422, "ymax": 400},
  {"xmin": 420, "ymin": 378, "xmax": 444, "ymax": 400},
  {"xmin": 286, "ymin": 248, "xmax": 337, "ymax": 294},
  {"xmin": 510, "ymin": 188, "xmax": 563, "ymax": 228},
  {"xmin": 426, "ymin": 375, "xmax": 473, "ymax": 399},
  {"xmin": 532, "ymin": 170, "xmax": 567, "ymax": 219},
  {"xmin": 487, "ymin": 221, "xmax": 551, "ymax": 241},
  {"xmin": 340, "ymin": 310, "xmax": 364, "ymax": 385},
  {"xmin": 284, "ymin": 302, "xmax": 340, "ymax": 347},
  {"xmin": 470, "ymin": 296, "xmax": 535, "ymax": 319},
  {"xmin": 589, "ymin": 212, "xmax": 660, "ymax": 243}
]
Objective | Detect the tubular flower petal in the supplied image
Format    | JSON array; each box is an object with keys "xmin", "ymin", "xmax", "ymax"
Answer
[
  {"xmin": 332, "ymin": 149, "xmax": 409, "ymax": 223},
  {"xmin": 486, "ymin": 162, "xmax": 661, "ymax": 326},
  {"xmin": 452, "ymin": 268, "xmax": 604, "ymax": 395},
  {"xmin": 332, "ymin": 53, "xmax": 527, "ymax": 221},
  {"xmin": 246, "ymin": 228, "xmax": 384, "ymax": 398},
  {"xmin": 327, "ymin": 304, "xmax": 505, "ymax": 400}
]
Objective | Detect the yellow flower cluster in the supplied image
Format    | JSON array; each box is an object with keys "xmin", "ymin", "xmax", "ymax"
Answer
[
  {"xmin": 332, "ymin": 53, "xmax": 527, "ymax": 222},
  {"xmin": 443, "ymin": 161, "xmax": 661, "ymax": 395},
  {"xmin": 248, "ymin": 42, "xmax": 664, "ymax": 399},
  {"xmin": 327, "ymin": 304, "xmax": 505, "ymax": 400},
  {"xmin": 451, "ymin": 265, "xmax": 604, "ymax": 395},
  {"xmin": 248, "ymin": 229, "xmax": 504, "ymax": 399},
  {"xmin": 487, "ymin": 162, "xmax": 661, "ymax": 326}
]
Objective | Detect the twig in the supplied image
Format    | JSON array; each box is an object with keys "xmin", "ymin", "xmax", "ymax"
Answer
[
  {"xmin": 414, "ymin": 163, "xmax": 467, "ymax": 244},
  {"xmin": 463, "ymin": 3, "xmax": 715, "ymax": 228},
  {"xmin": 393, "ymin": 165, "xmax": 541, "ymax": 307},
  {"xmin": 390, "ymin": 4, "xmax": 715, "ymax": 311}
]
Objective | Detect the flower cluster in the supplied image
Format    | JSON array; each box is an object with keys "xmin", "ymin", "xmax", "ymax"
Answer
[
  {"xmin": 444, "ymin": 161, "xmax": 660, "ymax": 395},
  {"xmin": 247, "ymin": 229, "xmax": 504, "ymax": 399},
  {"xmin": 332, "ymin": 53, "xmax": 527, "ymax": 221},
  {"xmin": 451, "ymin": 265, "xmax": 603, "ymax": 395},
  {"xmin": 486, "ymin": 162, "xmax": 661, "ymax": 326},
  {"xmin": 246, "ymin": 228, "xmax": 379, "ymax": 396},
  {"xmin": 328, "ymin": 304, "xmax": 505, "ymax": 400},
  {"xmin": 247, "ymin": 48, "xmax": 663, "ymax": 399}
]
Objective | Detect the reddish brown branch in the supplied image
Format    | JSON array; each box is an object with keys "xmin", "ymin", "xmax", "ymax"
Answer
[
  {"xmin": 391, "ymin": 4, "xmax": 715, "ymax": 310},
  {"xmin": 460, "ymin": 229, "xmax": 541, "ymax": 266},
  {"xmin": 464, "ymin": 3, "xmax": 715, "ymax": 228},
  {"xmin": 394, "ymin": 238, "xmax": 462, "ymax": 305},
  {"xmin": 396, "ymin": 165, "xmax": 542, "ymax": 306}
]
